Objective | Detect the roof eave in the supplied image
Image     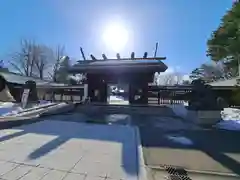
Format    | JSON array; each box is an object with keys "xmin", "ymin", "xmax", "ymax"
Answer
[{"xmin": 69, "ymin": 62, "xmax": 168, "ymax": 74}]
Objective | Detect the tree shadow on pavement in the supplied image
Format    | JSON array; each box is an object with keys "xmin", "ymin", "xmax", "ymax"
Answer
[
  {"xmin": 139, "ymin": 127, "xmax": 240, "ymax": 176},
  {"xmin": 0, "ymin": 120, "xmax": 140, "ymax": 176}
]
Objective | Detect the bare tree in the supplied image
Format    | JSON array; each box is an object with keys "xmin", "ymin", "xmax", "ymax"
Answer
[
  {"xmin": 9, "ymin": 40, "xmax": 55, "ymax": 79},
  {"xmin": 9, "ymin": 40, "xmax": 72, "ymax": 83},
  {"xmin": 155, "ymin": 72, "xmax": 183, "ymax": 85},
  {"xmin": 0, "ymin": 60, "xmax": 9, "ymax": 72},
  {"xmin": 9, "ymin": 40, "xmax": 35, "ymax": 76},
  {"xmin": 34, "ymin": 45, "xmax": 53, "ymax": 79}
]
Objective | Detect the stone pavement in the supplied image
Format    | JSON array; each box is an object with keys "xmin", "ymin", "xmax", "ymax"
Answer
[
  {"xmin": 0, "ymin": 120, "xmax": 147, "ymax": 180},
  {"xmin": 139, "ymin": 126, "xmax": 240, "ymax": 178}
]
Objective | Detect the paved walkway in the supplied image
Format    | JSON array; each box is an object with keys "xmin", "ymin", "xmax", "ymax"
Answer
[
  {"xmin": 139, "ymin": 126, "xmax": 240, "ymax": 179},
  {"xmin": 0, "ymin": 120, "xmax": 147, "ymax": 180}
]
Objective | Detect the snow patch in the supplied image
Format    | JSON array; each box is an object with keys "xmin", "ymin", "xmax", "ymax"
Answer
[
  {"xmin": 216, "ymin": 120, "xmax": 240, "ymax": 131},
  {"xmin": 168, "ymin": 104, "xmax": 240, "ymax": 131},
  {"xmin": 0, "ymin": 102, "xmax": 22, "ymax": 116},
  {"xmin": 215, "ymin": 108, "xmax": 240, "ymax": 131},
  {"xmin": 0, "ymin": 101, "xmax": 53, "ymax": 116},
  {"xmin": 221, "ymin": 108, "xmax": 240, "ymax": 121}
]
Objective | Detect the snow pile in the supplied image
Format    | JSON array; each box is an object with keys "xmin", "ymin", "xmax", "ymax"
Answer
[
  {"xmin": 0, "ymin": 101, "xmax": 52, "ymax": 116},
  {"xmin": 0, "ymin": 102, "xmax": 23, "ymax": 116},
  {"xmin": 109, "ymin": 95, "xmax": 129, "ymax": 105},
  {"xmin": 216, "ymin": 108, "xmax": 240, "ymax": 131},
  {"xmin": 221, "ymin": 108, "xmax": 240, "ymax": 121},
  {"xmin": 168, "ymin": 104, "xmax": 240, "ymax": 131}
]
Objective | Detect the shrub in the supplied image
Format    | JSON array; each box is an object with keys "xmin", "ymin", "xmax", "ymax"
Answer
[{"xmin": 230, "ymin": 86, "xmax": 240, "ymax": 106}]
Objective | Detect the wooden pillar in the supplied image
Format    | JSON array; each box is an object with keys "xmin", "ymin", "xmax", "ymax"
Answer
[
  {"xmin": 87, "ymin": 84, "xmax": 94, "ymax": 102},
  {"xmin": 99, "ymin": 81, "xmax": 107, "ymax": 103},
  {"xmin": 128, "ymin": 83, "xmax": 134, "ymax": 104},
  {"xmin": 87, "ymin": 74, "xmax": 95, "ymax": 102},
  {"xmin": 83, "ymin": 84, "xmax": 88, "ymax": 101},
  {"xmin": 87, "ymin": 74, "xmax": 108, "ymax": 103},
  {"xmin": 141, "ymin": 81, "xmax": 148, "ymax": 104},
  {"xmin": 102, "ymin": 81, "xmax": 107, "ymax": 103}
]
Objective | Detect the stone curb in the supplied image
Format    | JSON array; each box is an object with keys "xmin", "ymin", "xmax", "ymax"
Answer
[{"xmin": 135, "ymin": 127, "xmax": 151, "ymax": 180}]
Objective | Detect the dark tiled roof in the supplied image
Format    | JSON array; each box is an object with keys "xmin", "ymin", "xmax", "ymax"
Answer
[
  {"xmin": 70, "ymin": 59, "xmax": 168, "ymax": 73},
  {"xmin": 77, "ymin": 59, "xmax": 163, "ymax": 65},
  {"xmin": 0, "ymin": 72, "xmax": 65, "ymax": 86},
  {"xmin": 208, "ymin": 77, "xmax": 240, "ymax": 87}
]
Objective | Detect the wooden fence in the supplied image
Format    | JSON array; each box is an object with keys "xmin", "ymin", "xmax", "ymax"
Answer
[
  {"xmin": 10, "ymin": 84, "xmax": 88, "ymax": 103},
  {"xmin": 37, "ymin": 85, "xmax": 88, "ymax": 103},
  {"xmin": 147, "ymin": 85, "xmax": 240, "ymax": 107},
  {"xmin": 35, "ymin": 85, "xmax": 192, "ymax": 105},
  {"xmin": 10, "ymin": 83, "xmax": 239, "ymax": 107},
  {"xmin": 147, "ymin": 87, "xmax": 192, "ymax": 105}
]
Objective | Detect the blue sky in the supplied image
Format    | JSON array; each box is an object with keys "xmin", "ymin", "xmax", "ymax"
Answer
[{"xmin": 0, "ymin": 0, "xmax": 233, "ymax": 74}]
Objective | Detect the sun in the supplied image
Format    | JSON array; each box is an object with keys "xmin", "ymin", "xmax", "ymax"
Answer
[{"xmin": 102, "ymin": 23, "xmax": 129, "ymax": 53}]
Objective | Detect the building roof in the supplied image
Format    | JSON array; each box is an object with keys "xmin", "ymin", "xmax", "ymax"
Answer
[
  {"xmin": 208, "ymin": 77, "xmax": 240, "ymax": 87},
  {"xmin": 69, "ymin": 58, "xmax": 168, "ymax": 74},
  {"xmin": 0, "ymin": 72, "xmax": 65, "ymax": 87}
]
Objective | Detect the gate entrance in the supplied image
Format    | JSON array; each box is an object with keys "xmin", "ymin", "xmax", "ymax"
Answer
[
  {"xmin": 107, "ymin": 83, "xmax": 129, "ymax": 105},
  {"xmin": 68, "ymin": 54, "xmax": 168, "ymax": 105}
]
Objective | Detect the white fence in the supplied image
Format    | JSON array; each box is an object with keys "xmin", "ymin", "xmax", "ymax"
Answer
[{"xmin": 35, "ymin": 84, "xmax": 88, "ymax": 103}]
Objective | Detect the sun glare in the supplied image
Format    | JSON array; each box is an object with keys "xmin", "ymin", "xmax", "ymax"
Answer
[{"xmin": 102, "ymin": 23, "xmax": 129, "ymax": 53}]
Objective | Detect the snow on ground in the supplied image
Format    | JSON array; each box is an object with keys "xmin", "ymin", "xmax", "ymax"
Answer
[
  {"xmin": 221, "ymin": 108, "xmax": 240, "ymax": 120},
  {"xmin": 0, "ymin": 102, "xmax": 22, "ymax": 116},
  {"xmin": 109, "ymin": 95, "xmax": 124, "ymax": 101},
  {"xmin": 0, "ymin": 101, "xmax": 52, "ymax": 116},
  {"xmin": 109, "ymin": 95, "xmax": 129, "ymax": 105},
  {"xmin": 168, "ymin": 104, "xmax": 240, "ymax": 131},
  {"xmin": 216, "ymin": 108, "xmax": 240, "ymax": 131}
]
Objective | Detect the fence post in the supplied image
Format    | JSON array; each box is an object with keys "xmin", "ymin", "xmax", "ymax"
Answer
[
  {"xmin": 70, "ymin": 89, "xmax": 73, "ymax": 102},
  {"xmin": 157, "ymin": 91, "xmax": 160, "ymax": 104},
  {"xmin": 60, "ymin": 92, "xmax": 63, "ymax": 101},
  {"xmin": 51, "ymin": 91, "xmax": 55, "ymax": 102},
  {"xmin": 83, "ymin": 84, "xmax": 88, "ymax": 101}
]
